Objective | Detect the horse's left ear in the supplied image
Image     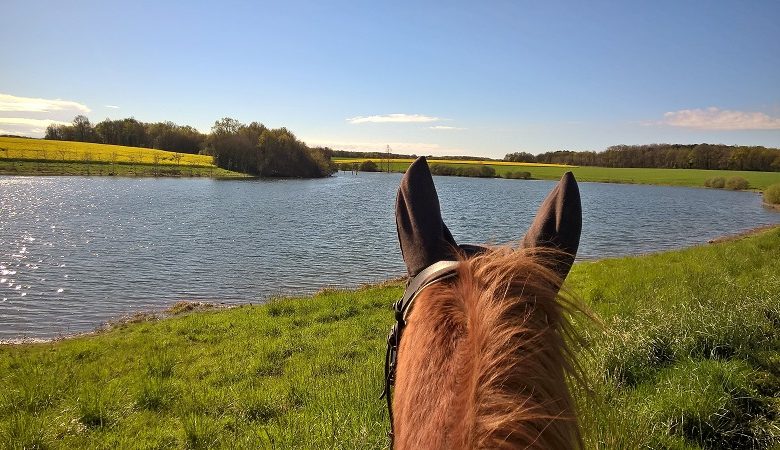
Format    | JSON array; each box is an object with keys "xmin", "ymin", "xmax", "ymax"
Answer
[
  {"xmin": 396, "ymin": 157, "xmax": 460, "ymax": 277},
  {"xmin": 522, "ymin": 171, "xmax": 582, "ymax": 280}
]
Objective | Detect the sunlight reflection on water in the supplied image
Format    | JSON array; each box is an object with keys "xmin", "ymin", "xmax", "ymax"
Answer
[{"xmin": 0, "ymin": 173, "xmax": 778, "ymax": 340}]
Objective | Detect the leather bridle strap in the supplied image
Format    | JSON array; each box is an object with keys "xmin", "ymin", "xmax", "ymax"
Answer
[{"xmin": 380, "ymin": 260, "xmax": 460, "ymax": 444}]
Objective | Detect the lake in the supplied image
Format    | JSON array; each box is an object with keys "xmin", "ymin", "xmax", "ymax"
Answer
[{"xmin": 1, "ymin": 173, "xmax": 778, "ymax": 341}]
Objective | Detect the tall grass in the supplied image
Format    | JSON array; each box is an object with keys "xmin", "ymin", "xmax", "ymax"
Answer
[
  {"xmin": 0, "ymin": 229, "xmax": 778, "ymax": 448},
  {"xmin": 764, "ymin": 183, "xmax": 780, "ymax": 205},
  {"xmin": 725, "ymin": 176, "xmax": 750, "ymax": 190},
  {"xmin": 705, "ymin": 176, "xmax": 726, "ymax": 188}
]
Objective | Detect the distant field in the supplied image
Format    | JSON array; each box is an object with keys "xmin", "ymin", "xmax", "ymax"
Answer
[
  {"xmin": 0, "ymin": 137, "xmax": 245, "ymax": 177},
  {"xmin": 333, "ymin": 157, "xmax": 780, "ymax": 190},
  {"xmin": 334, "ymin": 157, "xmax": 573, "ymax": 168}
]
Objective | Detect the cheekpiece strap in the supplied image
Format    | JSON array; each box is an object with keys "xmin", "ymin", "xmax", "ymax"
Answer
[{"xmin": 381, "ymin": 260, "xmax": 460, "ymax": 445}]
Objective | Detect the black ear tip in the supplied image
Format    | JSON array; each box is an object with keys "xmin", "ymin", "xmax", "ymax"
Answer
[
  {"xmin": 403, "ymin": 156, "xmax": 432, "ymax": 182},
  {"xmin": 561, "ymin": 171, "xmax": 577, "ymax": 185},
  {"xmin": 560, "ymin": 171, "xmax": 580, "ymax": 195},
  {"xmin": 408, "ymin": 156, "xmax": 430, "ymax": 171}
]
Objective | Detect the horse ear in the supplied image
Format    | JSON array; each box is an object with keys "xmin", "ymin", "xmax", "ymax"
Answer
[
  {"xmin": 522, "ymin": 171, "xmax": 582, "ymax": 280},
  {"xmin": 396, "ymin": 157, "xmax": 459, "ymax": 277}
]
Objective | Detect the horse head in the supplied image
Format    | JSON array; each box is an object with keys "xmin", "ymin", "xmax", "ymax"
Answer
[{"xmin": 385, "ymin": 156, "xmax": 583, "ymax": 449}]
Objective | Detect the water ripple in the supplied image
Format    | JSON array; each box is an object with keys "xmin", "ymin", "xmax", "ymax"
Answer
[{"xmin": 0, "ymin": 174, "xmax": 778, "ymax": 340}]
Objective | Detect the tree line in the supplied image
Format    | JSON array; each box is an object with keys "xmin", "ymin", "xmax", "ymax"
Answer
[
  {"xmin": 506, "ymin": 144, "xmax": 780, "ymax": 172},
  {"xmin": 46, "ymin": 116, "xmax": 204, "ymax": 154},
  {"xmin": 45, "ymin": 115, "xmax": 334, "ymax": 177},
  {"xmin": 332, "ymin": 149, "xmax": 496, "ymax": 161}
]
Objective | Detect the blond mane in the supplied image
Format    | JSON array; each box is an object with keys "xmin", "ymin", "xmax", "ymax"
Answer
[{"xmin": 392, "ymin": 246, "xmax": 582, "ymax": 449}]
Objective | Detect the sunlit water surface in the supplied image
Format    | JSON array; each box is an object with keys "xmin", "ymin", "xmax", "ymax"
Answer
[{"xmin": 1, "ymin": 173, "xmax": 778, "ymax": 340}]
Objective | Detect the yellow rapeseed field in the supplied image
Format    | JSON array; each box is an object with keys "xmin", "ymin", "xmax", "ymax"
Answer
[{"xmin": 0, "ymin": 137, "xmax": 215, "ymax": 167}]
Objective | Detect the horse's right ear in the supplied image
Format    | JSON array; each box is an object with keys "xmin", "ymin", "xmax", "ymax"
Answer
[{"xmin": 522, "ymin": 172, "xmax": 582, "ymax": 280}]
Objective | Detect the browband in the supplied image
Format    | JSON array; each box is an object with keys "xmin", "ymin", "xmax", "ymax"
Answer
[
  {"xmin": 399, "ymin": 260, "xmax": 461, "ymax": 321},
  {"xmin": 380, "ymin": 260, "xmax": 461, "ymax": 443}
]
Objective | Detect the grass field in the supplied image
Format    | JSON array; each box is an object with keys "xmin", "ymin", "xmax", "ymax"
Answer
[
  {"xmin": 334, "ymin": 157, "xmax": 574, "ymax": 168},
  {"xmin": 1, "ymin": 227, "xmax": 778, "ymax": 449},
  {"xmin": 0, "ymin": 137, "xmax": 245, "ymax": 178},
  {"xmin": 334, "ymin": 158, "xmax": 780, "ymax": 190}
]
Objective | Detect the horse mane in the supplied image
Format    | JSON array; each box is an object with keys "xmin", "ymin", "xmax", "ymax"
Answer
[{"xmin": 392, "ymin": 246, "xmax": 583, "ymax": 449}]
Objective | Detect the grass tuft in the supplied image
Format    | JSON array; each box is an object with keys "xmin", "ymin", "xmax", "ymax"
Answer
[
  {"xmin": 181, "ymin": 413, "xmax": 221, "ymax": 449},
  {"xmin": 725, "ymin": 176, "xmax": 750, "ymax": 190},
  {"xmin": 76, "ymin": 390, "xmax": 118, "ymax": 429},
  {"xmin": 0, "ymin": 413, "xmax": 48, "ymax": 450},
  {"xmin": 763, "ymin": 183, "xmax": 780, "ymax": 205}
]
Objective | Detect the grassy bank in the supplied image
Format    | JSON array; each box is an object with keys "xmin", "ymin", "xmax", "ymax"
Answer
[
  {"xmin": 1, "ymin": 228, "xmax": 779, "ymax": 448},
  {"xmin": 334, "ymin": 157, "xmax": 780, "ymax": 190},
  {"xmin": 0, "ymin": 137, "xmax": 245, "ymax": 178}
]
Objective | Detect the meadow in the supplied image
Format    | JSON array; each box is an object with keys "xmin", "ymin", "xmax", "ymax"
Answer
[
  {"xmin": 0, "ymin": 137, "xmax": 244, "ymax": 178},
  {"xmin": 1, "ymin": 227, "xmax": 778, "ymax": 449},
  {"xmin": 334, "ymin": 157, "xmax": 573, "ymax": 168},
  {"xmin": 334, "ymin": 157, "xmax": 780, "ymax": 190}
]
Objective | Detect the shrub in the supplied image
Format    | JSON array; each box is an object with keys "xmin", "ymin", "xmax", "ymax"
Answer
[
  {"xmin": 478, "ymin": 165, "xmax": 496, "ymax": 178},
  {"xmin": 429, "ymin": 163, "xmax": 495, "ymax": 178},
  {"xmin": 724, "ymin": 176, "xmax": 749, "ymax": 190},
  {"xmin": 338, "ymin": 162, "xmax": 352, "ymax": 171},
  {"xmin": 504, "ymin": 171, "xmax": 531, "ymax": 180},
  {"xmin": 763, "ymin": 183, "xmax": 780, "ymax": 205},
  {"xmin": 358, "ymin": 160, "xmax": 379, "ymax": 172},
  {"xmin": 705, "ymin": 177, "xmax": 726, "ymax": 188},
  {"xmin": 429, "ymin": 164, "xmax": 456, "ymax": 176}
]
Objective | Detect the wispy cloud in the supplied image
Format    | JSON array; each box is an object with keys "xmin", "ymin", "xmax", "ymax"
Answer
[
  {"xmin": 660, "ymin": 107, "xmax": 780, "ymax": 130},
  {"xmin": 0, "ymin": 93, "xmax": 90, "ymax": 114},
  {"xmin": 429, "ymin": 125, "xmax": 465, "ymax": 130},
  {"xmin": 105, "ymin": 105, "xmax": 120, "ymax": 109},
  {"xmin": 347, "ymin": 113, "xmax": 440, "ymax": 124}
]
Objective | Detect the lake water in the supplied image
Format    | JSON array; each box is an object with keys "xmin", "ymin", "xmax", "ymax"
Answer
[{"xmin": 1, "ymin": 173, "xmax": 778, "ymax": 341}]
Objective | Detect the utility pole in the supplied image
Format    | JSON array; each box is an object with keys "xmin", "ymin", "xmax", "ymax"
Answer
[{"xmin": 386, "ymin": 145, "xmax": 391, "ymax": 173}]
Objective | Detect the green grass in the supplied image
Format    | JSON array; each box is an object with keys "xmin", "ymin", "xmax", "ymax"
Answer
[
  {"xmin": 2, "ymin": 229, "xmax": 779, "ymax": 449},
  {"xmin": 0, "ymin": 137, "xmax": 246, "ymax": 178},
  {"xmin": 335, "ymin": 158, "xmax": 780, "ymax": 190}
]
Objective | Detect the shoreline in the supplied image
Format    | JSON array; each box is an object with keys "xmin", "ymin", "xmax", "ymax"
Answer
[
  {"xmin": 707, "ymin": 224, "xmax": 780, "ymax": 243},
  {"xmin": 1, "ymin": 227, "xmax": 778, "ymax": 447},
  {"xmin": 0, "ymin": 160, "xmax": 247, "ymax": 179},
  {"xmin": 763, "ymin": 201, "xmax": 780, "ymax": 211},
  {"xmin": 3, "ymin": 224, "xmax": 777, "ymax": 347}
]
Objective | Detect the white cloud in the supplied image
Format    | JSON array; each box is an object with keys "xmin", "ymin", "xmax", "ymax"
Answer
[
  {"xmin": 0, "ymin": 117, "xmax": 71, "ymax": 137},
  {"xmin": 0, "ymin": 93, "xmax": 90, "ymax": 114},
  {"xmin": 661, "ymin": 107, "xmax": 780, "ymax": 130},
  {"xmin": 346, "ymin": 113, "xmax": 440, "ymax": 124},
  {"xmin": 0, "ymin": 117, "xmax": 71, "ymax": 127},
  {"xmin": 429, "ymin": 125, "xmax": 465, "ymax": 130},
  {"xmin": 105, "ymin": 105, "xmax": 120, "ymax": 109}
]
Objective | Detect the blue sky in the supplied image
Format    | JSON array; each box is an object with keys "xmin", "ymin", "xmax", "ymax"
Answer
[{"xmin": 1, "ymin": 0, "xmax": 779, "ymax": 157}]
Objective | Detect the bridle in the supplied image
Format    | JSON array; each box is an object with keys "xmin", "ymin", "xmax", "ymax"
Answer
[{"xmin": 380, "ymin": 259, "xmax": 461, "ymax": 443}]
